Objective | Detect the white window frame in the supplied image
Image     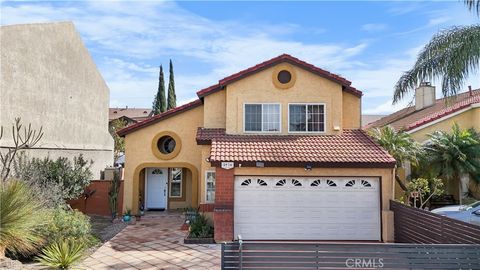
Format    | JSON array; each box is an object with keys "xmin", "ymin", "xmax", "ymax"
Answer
[
  {"xmin": 205, "ymin": 170, "xmax": 216, "ymax": 203},
  {"xmin": 169, "ymin": 168, "xmax": 182, "ymax": 198},
  {"xmin": 243, "ymin": 103, "xmax": 282, "ymax": 133},
  {"xmin": 288, "ymin": 103, "xmax": 326, "ymax": 133}
]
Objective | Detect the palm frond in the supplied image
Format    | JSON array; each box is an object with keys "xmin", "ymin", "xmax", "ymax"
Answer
[
  {"xmin": 393, "ymin": 25, "xmax": 480, "ymax": 103},
  {"xmin": 464, "ymin": 0, "xmax": 480, "ymax": 16}
]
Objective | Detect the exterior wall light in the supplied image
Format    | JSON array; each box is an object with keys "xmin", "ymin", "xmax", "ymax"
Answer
[{"xmin": 305, "ymin": 164, "xmax": 313, "ymax": 171}]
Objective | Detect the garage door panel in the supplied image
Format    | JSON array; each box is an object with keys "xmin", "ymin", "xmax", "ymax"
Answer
[{"xmin": 234, "ymin": 176, "xmax": 381, "ymax": 241}]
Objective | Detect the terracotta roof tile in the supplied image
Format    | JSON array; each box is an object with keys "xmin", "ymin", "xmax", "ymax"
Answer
[
  {"xmin": 196, "ymin": 54, "xmax": 362, "ymax": 98},
  {"xmin": 109, "ymin": 108, "xmax": 152, "ymax": 121},
  {"xmin": 197, "ymin": 129, "xmax": 395, "ymax": 168},
  {"xmin": 367, "ymin": 89, "xmax": 480, "ymax": 131},
  {"xmin": 117, "ymin": 99, "xmax": 203, "ymax": 136}
]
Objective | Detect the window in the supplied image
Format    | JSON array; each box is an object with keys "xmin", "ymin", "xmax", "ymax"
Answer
[
  {"xmin": 244, "ymin": 104, "xmax": 280, "ymax": 132},
  {"xmin": 206, "ymin": 171, "xmax": 216, "ymax": 203},
  {"xmin": 289, "ymin": 104, "xmax": 325, "ymax": 132},
  {"xmin": 157, "ymin": 135, "xmax": 176, "ymax": 154},
  {"xmin": 169, "ymin": 168, "xmax": 182, "ymax": 197}
]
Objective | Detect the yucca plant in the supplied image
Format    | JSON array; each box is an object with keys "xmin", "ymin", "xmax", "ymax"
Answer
[
  {"xmin": 36, "ymin": 240, "xmax": 85, "ymax": 270},
  {"xmin": 0, "ymin": 180, "xmax": 47, "ymax": 258}
]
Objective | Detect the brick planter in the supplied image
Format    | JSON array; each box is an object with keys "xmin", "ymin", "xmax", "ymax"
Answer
[{"xmin": 184, "ymin": 235, "xmax": 215, "ymax": 244}]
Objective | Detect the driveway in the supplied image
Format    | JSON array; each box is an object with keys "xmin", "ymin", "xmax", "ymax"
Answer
[{"xmin": 80, "ymin": 212, "xmax": 221, "ymax": 269}]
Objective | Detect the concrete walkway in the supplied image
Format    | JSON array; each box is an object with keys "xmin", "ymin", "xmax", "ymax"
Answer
[{"xmin": 80, "ymin": 212, "xmax": 221, "ymax": 269}]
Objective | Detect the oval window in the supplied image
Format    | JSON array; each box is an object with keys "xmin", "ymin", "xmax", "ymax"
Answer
[
  {"xmin": 157, "ymin": 136, "xmax": 176, "ymax": 154},
  {"xmin": 277, "ymin": 70, "xmax": 292, "ymax": 84}
]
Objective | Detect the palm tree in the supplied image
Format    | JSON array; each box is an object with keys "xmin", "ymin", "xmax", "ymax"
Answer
[
  {"xmin": 393, "ymin": 1, "xmax": 480, "ymax": 103},
  {"xmin": 424, "ymin": 123, "xmax": 480, "ymax": 200},
  {"xmin": 369, "ymin": 126, "xmax": 424, "ymax": 191}
]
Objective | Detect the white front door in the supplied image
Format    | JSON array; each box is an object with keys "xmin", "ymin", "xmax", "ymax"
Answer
[
  {"xmin": 234, "ymin": 176, "xmax": 381, "ymax": 241},
  {"xmin": 145, "ymin": 168, "xmax": 168, "ymax": 209}
]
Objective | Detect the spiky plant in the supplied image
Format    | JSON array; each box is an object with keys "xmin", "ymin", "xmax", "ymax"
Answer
[
  {"xmin": 369, "ymin": 126, "xmax": 424, "ymax": 191},
  {"xmin": 424, "ymin": 123, "xmax": 480, "ymax": 184},
  {"xmin": 36, "ymin": 240, "xmax": 85, "ymax": 270},
  {"xmin": 393, "ymin": 0, "xmax": 479, "ymax": 103},
  {"xmin": 0, "ymin": 180, "xmax": 47, "ymax": 258}
]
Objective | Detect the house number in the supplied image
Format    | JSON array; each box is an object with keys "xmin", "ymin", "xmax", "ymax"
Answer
[{"xmin": 221, "ymin": 162, "xmax": 234, "ymax": 170}]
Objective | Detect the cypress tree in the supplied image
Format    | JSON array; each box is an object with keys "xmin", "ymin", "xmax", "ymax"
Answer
[
  {"xmin": 167, "ymin": 59, "xmax": 176, "ymax": 110},
  {"xmin": 152, "ymin": 65, "xmax": 166, "ymax": 115}
]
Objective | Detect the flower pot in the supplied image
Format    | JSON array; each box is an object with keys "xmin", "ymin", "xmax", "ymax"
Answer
[
  {"xmin": 135, "ymin": 215, "xmax": 141, "ymax": 221},
  {"xmin": 123, "ymin": 215, "xmax": 131, "ymax": 222}
]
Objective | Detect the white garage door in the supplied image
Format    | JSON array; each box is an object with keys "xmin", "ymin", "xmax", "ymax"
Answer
[{"xmin": 234, "ymin": 176, "xmax": 381, "ymax": 241}]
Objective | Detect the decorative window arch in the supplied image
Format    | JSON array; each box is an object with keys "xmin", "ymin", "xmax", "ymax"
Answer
[
  {"xmin": 152, "ymin": 168, "xmax": 163, "ymax": 175},
  {"xmin": 361, "ymin": 180, "xmax": 372, "ymax": 187},
  {"xmin": 291, "ymin": 179, "xmax": 302, "ymax": 186},
  {"xmin": 257, "ymin": 179, "xmax": 268, "ymax": 186},
  {"xmin": 276, "ymin": 179, "xmax": 286, "ymax": 186},
  {"xmin": 310, "ymin": 179, "xmax": 321, "ymax": 187},
  {"xmin": 241, "ymin": 179, "xmax": 252, "ymax": 186},
  {"xmin": 345, "ymin": 180, "xmax": 356, "ymax": 187},
  {"xmin": 326, "ymin": 179, "xmax": 337, "ymax": 187}
]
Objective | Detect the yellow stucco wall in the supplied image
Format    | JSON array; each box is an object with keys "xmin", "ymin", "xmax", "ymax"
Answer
[
  {"xmin": 342, "ymin": 92, "xmax": 361, "ymax": 129},
  {"xmin": 123, "ymin": 105, "xmax": 204, "ymax": 213},
  {"xmin": 234, "ymin": 167, "xmax": 395, "ymax": 242},
  {"xmin": 203, "ymin": 90, "xmax": 226, "ymax": 128},
  {"xmin": 409, "ymin": 107, "xmax": 479, "ymax": 142},
  {"xmin": 225, "ymin": 64, "xmax": 346, "ymax": 135}
]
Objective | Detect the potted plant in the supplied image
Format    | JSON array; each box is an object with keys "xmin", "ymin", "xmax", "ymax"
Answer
[
  {"xmin": 123, "ymin": 208, "xmax": 132, "ymax": 222},
  {"xmin": 184, "ymin": 214, "xmax": 215, "ymax": 244}
]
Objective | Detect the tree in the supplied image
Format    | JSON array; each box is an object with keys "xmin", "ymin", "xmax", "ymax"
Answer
[
  {"xmin": 0, "ymin": 118, "xmax": 43, "ymax": 182},
  {"xmin": 405, "ymin": 177, "xmax": 444, "ymax": 209},
  {"xmin": 393, "ymin": 1, "xmax": 479, "ymax": 103},
  {"xmin": 167, "ymin": 59, "xmax": 176, "ymax": 110},
  {"xmin": 152, "ymin": 65, "xmax": 166, "ymax": 115},
  {"xmin": 423, "ymin": 123, "xmax": 480, "ymax": 200},
  {"xmin": 109, "ymin": 118, "xmax": 127, "ymax": 162},
  {"xmin": 369, "ymin": 126, "xmax": 424, "ymax": 191}
]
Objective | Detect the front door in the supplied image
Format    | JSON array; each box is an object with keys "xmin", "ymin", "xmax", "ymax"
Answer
[{"xmin": 145, "ymin": 168, "xmax": 168, "ymax": 210}]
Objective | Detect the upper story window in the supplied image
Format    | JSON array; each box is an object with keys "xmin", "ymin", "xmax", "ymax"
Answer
[
  {"xmin": 289, "ymin": 104, "xmax": 325, "ymax": 132},
  {"xmin": 244, "ymin": 104, "xmax": 280, "ymax": 132}
]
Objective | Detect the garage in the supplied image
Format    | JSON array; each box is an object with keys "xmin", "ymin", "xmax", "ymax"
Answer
[{"xmin": 234, "ymin": 176, "xmax": 381, "ymax": 241}]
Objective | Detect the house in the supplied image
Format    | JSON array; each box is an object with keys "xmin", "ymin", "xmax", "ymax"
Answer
[
  {"xmin": 109, "ymin": 107, "xmax": 153, "ymax": 126},
  {"xmin": 367, "ymin": 83, "xmax": 480, "ymax": 201},
  {"xmin": 118, "ymin": 54, "xmax": 396, "ymax": 242},
  {"xmin": 0, "ymin": 22, "xmax": 113, "ymax": 179}
]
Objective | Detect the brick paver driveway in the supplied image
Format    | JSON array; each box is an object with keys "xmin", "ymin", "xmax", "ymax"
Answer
[{"xmin": 80, "ymin": 212, "xmax": 221, "ymax": 269}]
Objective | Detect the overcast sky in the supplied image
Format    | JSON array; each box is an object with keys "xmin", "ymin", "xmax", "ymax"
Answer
[{"xmin": 2, "ymin": 1, "xmax": 479, "ymax": 114}]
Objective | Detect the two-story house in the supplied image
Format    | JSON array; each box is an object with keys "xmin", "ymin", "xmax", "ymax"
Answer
[{"xmin": 118, "ymin": 54, "xmax": 396, "ymax": 242}]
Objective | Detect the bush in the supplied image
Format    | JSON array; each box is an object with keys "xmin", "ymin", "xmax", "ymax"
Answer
[
  {"xmin": 13, "ymin": 153, "xmax": 93, "ymax": 205},
  {"xmin": 189, "ymin": 214, "xmax": 213, "ymax": 238},
  {"xmin": 42, "ymin": 208, "xmax": 95, "ymax": 246},
  {"xmin": 36, "ymin": 240, "xmax": 85, "ymax": 270},
  {"xmin": 0, "ymin": 180, "xmax": 49, "ymax": 257}
]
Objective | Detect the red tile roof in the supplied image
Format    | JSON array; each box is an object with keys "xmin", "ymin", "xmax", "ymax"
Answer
[
  {"xmin": 197, "ymin": 128, "xmax": 395, "ymax": 168},
  {"xmin": 367, "ymin": 89, "xmax": 480, "ymax": 131},
  {"xmin": 109, "ymin": 108, "xmax": 152, "ymax": 121},
  {"xmin": 196, "ymin": 54, "xmax": 362, "ymax": 98},
  {"xmin": 117, "ymin": 99, "xmax": 203, "ymax": 136}
]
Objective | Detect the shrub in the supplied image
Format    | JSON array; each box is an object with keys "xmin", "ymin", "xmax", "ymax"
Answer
[
  {"xmin": 36, "ymin": 240, "xmax": 85, "ymax": 270},
  {"xmin": 189, "ymin": 214, "xmax": 213, "ymax": 238},
  {"xmin": 13, "ymin": 153, "xmax": 93, "ymax": 204},
  {"xmin": 42, "ymin": 208, "xmax": 94, "ymax": 246},
  {"xmin": 0, "ymin": 180, "xmax": 49, "ymax": 257}
]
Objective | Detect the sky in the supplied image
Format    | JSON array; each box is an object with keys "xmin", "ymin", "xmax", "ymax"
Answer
[{"xmin": 1, "ymin": 0, "xmax": 479, "ymax": 114}]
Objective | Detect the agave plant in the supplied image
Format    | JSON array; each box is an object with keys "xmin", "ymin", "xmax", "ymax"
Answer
[
  {"xmin": 36, "ymin": 240, "xmax": 85, "ymax": 270},
  {"xmin": 0, "ymin": 180, "xmax": 47, "ymax": 258}
]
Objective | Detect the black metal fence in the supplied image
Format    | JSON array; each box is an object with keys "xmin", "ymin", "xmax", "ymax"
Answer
[
  {"xmin": 391, "ymin": 200, "xmax": 480, "ymax": 244},
  {"xmin": 222, "ymin": 241, "xmax": 480, "ymax": 269}
]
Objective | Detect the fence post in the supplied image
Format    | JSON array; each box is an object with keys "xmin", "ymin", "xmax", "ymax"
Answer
[
  {"xmin": 238, "ymin": 235, "xmax": 243, "ymax": 270},
  {"xmin": 221, "ymin": 243, "xmax": 225, "ymax": 270}
]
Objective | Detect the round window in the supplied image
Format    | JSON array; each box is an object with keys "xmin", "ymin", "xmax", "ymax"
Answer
[
  {"xmin": 157, "ymin": 136, "xmax": 176, "ymax": 154},
  {"xmin": 277, "ymin": 70, "xmax": 292, "ymax": 84}
]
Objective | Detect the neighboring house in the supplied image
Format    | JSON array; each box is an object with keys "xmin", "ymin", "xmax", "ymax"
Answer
[
  {"xmin": 109, "ymin": 107, "xmax": 153, "ymax": 126},
  {"xmin": 118, "ymin": 54, "xmax": 396, "ymax": 242},
  {"xmin": 362, "ymin": 114, "xmax": 386, "ymax": 128},
  {"xmin": 0, "ymin": 22, "xmax": 113, "ymax": 179},
  {"xmin": 367, "ymin": 83, "xmax": 480, "ymax": 201}
]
